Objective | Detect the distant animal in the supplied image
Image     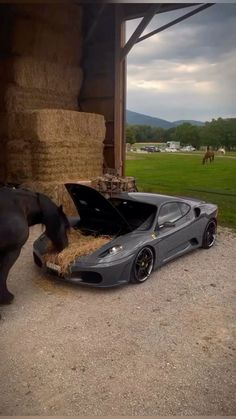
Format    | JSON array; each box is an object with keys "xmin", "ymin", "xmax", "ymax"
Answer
[
  {"xmin": 0, "ymin": 187, "xmax": 69, "ymax": 304},
  {"xmin": 218, "ymin": 148, "xmax": 225, "ymax": 155},
  {"xmin": 202, "ymin": 149, "xmax": 215, "ymax": 164}
]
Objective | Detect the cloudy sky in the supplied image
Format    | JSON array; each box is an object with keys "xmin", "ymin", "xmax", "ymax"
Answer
[{"xmin": 126, "ymin": 3, "xmax": 236, "ymax": 122}]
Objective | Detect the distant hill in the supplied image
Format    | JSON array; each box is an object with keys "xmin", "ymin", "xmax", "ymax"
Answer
[
  {"xmin": 126, "ymin": 110, "xmax": 205, "ymax": 129},
  {"xmin": 126, "ymin": 110, "xmax": 172, "ymax": 129},
  {"xmin": 172, "ymin": 120, "xmax": 205, "ymax": 127}
]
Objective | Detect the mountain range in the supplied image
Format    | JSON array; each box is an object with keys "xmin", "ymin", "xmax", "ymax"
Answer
[{"xmin": 126, "ymin": 110, "xmax": 205, "ymax": 129}]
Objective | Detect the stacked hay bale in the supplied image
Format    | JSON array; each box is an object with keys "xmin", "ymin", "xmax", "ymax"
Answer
[
  {"xmin": 0, "ymin": 4, "xmax": 108, "ymax": 214},
  {"xmin": 6, "ymin": 109, "xmax": 106, "ymax": 214},
  {"xmin": 2, "ymin": 4, "xmax": 83, "ymax": 112},
  {"xmin": 0, "ymin": 113, "xmax": 8, "ymax": 182}
]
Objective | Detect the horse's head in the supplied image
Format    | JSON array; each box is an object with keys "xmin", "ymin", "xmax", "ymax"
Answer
[
  {"xmin": 37, "ymin": 194, "xmax": 69, "ymax": 252},
  {"xmin": 47, "ymin": 204, "xmax": 70, "ymax": 252}
]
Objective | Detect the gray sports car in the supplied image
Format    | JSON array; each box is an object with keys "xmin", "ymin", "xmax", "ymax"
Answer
[{"xmin": 33, "ymin": 183, "xmax": 218, "ymax": 287}]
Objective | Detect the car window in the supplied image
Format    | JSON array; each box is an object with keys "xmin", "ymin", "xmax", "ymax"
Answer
[
  {"xmin": 179, "ymin": 202, "xmax": 191, "ymax": 216},
  {"xmin": 158, "ymin": 202, "xmax": 182, "ymax": 225}
]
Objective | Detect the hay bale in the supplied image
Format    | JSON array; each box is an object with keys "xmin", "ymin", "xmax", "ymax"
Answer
[
  {"xmin": 13, "ymin": 4, "xmax": 82, "ymax": 29},
  {"xmin": 6, "ymin": 110, "xmax": 105, "ymax": 185},
  {"xmin": 4, "ymin": 84, "xmax": 79, "ymax": 112},
  {"xmin": 11, "ymin": 17, "xmax": 82, "ymax": 65},
  {"xmin": 6, "ymin": 139, "xmax": 33, "ymax": 181},
  {"xmin": 0, "ymin": 60, "xmax": 13, "ymax": 84},
  {"xmin": 0, "ymin": 113, "xmax": 10, "ymax": 181},
  {"xmin": 43, "ymin": 229, "xmax": 111, "ymax": 276},
  {"xmin": 0, "ymin": 82, "xmax": 8, "ymax": 112},
  {"xmin": 0, "ymin": 139, "xmax": 7, "ymax": 182},
  {"xmin": 7, "ymin": 56, "xmax": 83, "ymax": 95},
  {"xmin": 29, "ymin": 142, "xmax": 103, "ymax": 181},
  {"xmin": 8, "ymin": 109, "xmax": 105, "ymax": 142},
  {"xmin": 0, "ymin": 112, "xmax": 8, "ymax": 137}
]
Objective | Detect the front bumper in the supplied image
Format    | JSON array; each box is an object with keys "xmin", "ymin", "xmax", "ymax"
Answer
[{"xmin": 33, "ymin": 248, "xmax": 134, "ymax": 288}]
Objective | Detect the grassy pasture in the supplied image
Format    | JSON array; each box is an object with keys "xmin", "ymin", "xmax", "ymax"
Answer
[{"xmin": 125, "ymin": 151, "xmax": 236, "ymax": 229}]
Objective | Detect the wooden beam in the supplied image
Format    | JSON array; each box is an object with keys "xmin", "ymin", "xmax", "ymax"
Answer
[
  {"xmin": 120, "ymin": 3, "xmax": 162, "ymax": 61},
  {"xmin": 114, "ymin": 4, "xmax": 126, "ymax": 176},
  {"xmin": 137, "ymin": 3, "xmax": 214, "ymax": 44},
  {"xmin": 121, "ymin": 4, "xmax": 199, "ymax": 21},
  {"xmin": 84, "ymin": 4, "xmax": 106, "ymax": 44}
]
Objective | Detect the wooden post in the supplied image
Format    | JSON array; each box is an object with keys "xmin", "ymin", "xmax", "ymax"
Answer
[{"xmin": 114, "ymin": 4, "xmax": 126, "ymax": 176}]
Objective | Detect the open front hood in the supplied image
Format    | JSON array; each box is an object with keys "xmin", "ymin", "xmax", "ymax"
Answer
[{"xmin": 65, "ymin": 183, "xmax": 132, "ymax": 232}]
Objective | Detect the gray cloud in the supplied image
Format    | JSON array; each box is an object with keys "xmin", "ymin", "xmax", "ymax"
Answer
[{"xmin": 126, "ymin": 4, "xmax": 236, "ymax": 121}]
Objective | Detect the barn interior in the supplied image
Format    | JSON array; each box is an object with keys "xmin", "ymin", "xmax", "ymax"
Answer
[{"xmin": 0, "ymin": 2, "xmax": 209, "ymax": 213}]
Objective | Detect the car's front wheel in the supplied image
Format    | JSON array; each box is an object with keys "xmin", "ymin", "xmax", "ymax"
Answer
[
  {"xmin": 130, "ymin": 247, "xmax": 154, "ymax": 284},
  {"xmin": 202, "ymin": 219, "xmax": 217, "ymax": 249}
]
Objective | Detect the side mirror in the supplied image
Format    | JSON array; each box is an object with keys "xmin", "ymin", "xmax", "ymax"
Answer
[{"xmin": 158, "ymin": 220, "xmax": 176, "ymax": 229}]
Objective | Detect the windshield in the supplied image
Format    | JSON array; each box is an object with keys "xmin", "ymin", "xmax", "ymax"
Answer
[{"xmin": 109, "ymin": 198, "xmax": 157, "ymax": 231}]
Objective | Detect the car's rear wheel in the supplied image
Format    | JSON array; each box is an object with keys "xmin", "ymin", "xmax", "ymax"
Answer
[
  {"xmin": 130, "ymin": 247, "xmax": 154, "ymax": 284},
  {"xmin": 202, "ymin": 219, "xmax": 217, "ymax": 249}
]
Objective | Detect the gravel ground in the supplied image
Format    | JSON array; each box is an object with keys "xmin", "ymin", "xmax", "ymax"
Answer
[{"xmin": 0, "ymin": 226, "xmax": 235, "ymax": 415}]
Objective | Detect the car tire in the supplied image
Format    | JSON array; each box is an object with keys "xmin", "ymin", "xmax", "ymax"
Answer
[
  {"xmin": 202, "ymin": 219, "xmax": 217, "ymax": 249},
  {"xmin": 130, "ymin": 247, "xmax": 154, "ymax": 284}
]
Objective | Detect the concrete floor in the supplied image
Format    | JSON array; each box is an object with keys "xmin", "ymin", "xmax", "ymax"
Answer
[{"xmin": 0, "ymin": 226, "xmax": 235, "ymax": 415}]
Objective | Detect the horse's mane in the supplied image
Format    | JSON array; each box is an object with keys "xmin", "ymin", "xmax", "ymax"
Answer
[
  {"xmin": 0, "ymin": 186, "xmax": 68, "ymax": 229},
  {"xmin": 37, "ymin": 192, "xmax": 69, "ymax": 230}
]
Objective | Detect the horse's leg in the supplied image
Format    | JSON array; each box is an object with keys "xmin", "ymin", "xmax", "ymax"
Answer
[
  {"xmin": 0, "ymin": 248, "xmax": 21, "ymax": 304},
  {"xmin": 202, "ymin": 157, "xmax": 205, "ymax": 164}
]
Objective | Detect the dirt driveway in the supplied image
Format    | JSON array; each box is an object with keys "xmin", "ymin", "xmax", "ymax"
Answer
[{"xmin": 0, "ymin": 226, "xmax": 235, "ymax": 415}]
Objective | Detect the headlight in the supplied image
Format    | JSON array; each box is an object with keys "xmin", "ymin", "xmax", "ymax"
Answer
[
  {"xmin": 99, "ymin": 245, "xmax": 123, "ymax": 258},
  {"xmin": 108, "ymin": 245, "xmax": 123, "ymax": 255}
]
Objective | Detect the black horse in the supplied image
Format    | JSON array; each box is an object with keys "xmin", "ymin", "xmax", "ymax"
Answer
[{"xmin": 0, "ymin": 187, "xmax": 69, "ymax": 304}]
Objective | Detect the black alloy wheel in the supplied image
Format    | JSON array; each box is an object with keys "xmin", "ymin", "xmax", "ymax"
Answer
[
  {"xmin": 202, "ymin": 219, "xmax": 217, "ymax": 249},
  {"xmin": 130, "ymin": 247, "xmax": 154, "ymax": 283}
]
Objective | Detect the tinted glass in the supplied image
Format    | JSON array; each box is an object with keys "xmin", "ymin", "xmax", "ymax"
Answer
[
  {"xmin": 179, "ymin": 202, "xmax": 190, "ymax": 216},
  {"xmin": 158, "ymin": 202, "xmax": 182, "ymax": 225}
]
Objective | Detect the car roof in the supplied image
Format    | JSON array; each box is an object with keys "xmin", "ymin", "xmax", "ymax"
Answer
[{"xmin": 111, "ymin": 192, "xmax": 193, "ymax": 206}]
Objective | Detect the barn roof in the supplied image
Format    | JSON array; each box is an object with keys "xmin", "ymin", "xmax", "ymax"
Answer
[{"xmin": 121, "ymin": 3, "xmax": 199, "ymax": 21}]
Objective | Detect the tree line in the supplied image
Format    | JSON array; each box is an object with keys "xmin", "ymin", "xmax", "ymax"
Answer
[{"xmin": 126, "ymin": 118, "xmax": 236, "ymax": 150}]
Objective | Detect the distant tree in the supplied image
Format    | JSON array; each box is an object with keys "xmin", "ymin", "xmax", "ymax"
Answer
[
  {"xmin": 125, "ymin": 125, "xmax": 136, "ymax": 145},
  {"xmin": 130, "ymin": 124, "xmax": 165, "ymax": 143},
  {"xmin": 200, "ymin": 118, "xmax": 236, "ymax": 150},
  {"xmin": 151, "ymin": 126, "xmax": 165, "ymax": 141},
  {"xmin": 134, "ymin": 125, "xmax": 154, "ymax": 142},
  {"xmin": 173, "ymin": 123, "xmax": 201, "ymax": 149},
  {"xmin": 126, "ymin": 118, "xmax": 236, "ymax": 150},
  {"xmin": 162, "ymin": 127, "xmax": 177, "ymax": 142}
]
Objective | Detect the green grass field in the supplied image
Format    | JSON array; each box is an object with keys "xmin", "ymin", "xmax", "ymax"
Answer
[{"xmin": 125, "ymin": 152, "xmax": 236, "ymax": 229}]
